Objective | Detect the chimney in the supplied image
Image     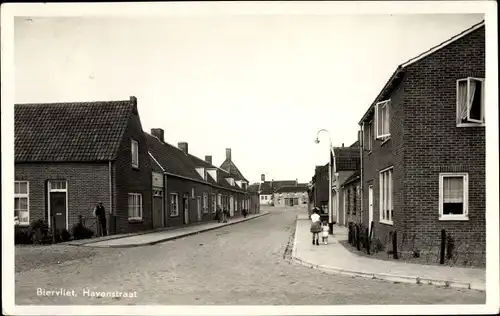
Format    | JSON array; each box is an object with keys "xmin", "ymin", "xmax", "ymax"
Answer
[
  {"xmin": 296, "ymin": 178, "xmax": 298, "ymax": 186},
  {"xmin": 342, "ymin": 143, "xmax": 344, "ymax": 147},
  {"xmin": 205, "ymin": 155, "xmax": 212, "ymax": 165},
  {"xmin": 130, "ymin": 96, "xmax": 138, "ymax": 114},
  {"xmin": 226, "ymin": 148, "xmax": 232, "ymax": 160},
  {"xmin": 151, "ymin": 128, "xmax": 164, "ymax": 142},
  {"xmin": 178, "ymin": 142, "xmax": 188, "ymax": 154},
  {"xmin": 261, "ymin": 174, "xmax": 265, "ymax": 182}
]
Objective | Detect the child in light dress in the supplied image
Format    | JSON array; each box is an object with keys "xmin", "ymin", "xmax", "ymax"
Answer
[{"xmin": 321, "ymin": 221, "xmax": 330, "ymax": 244}]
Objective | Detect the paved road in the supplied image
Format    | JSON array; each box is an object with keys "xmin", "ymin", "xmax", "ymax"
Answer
[{"xmin": 15, "ymin": 207, "xmax": 485, "ymax": 305}]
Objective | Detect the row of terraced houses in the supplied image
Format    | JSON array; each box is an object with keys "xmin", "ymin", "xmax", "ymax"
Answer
[
  {"xmin": 14, "ymin": 97, "xmax": 260, "ymax": 235},
  {"xmin": 309, "ymin": 21, "xmax": 486, "ymax": 261}
]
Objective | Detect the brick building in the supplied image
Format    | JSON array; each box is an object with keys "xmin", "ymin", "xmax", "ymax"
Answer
[
  {"xmin": 358, "ymin": 21, "xmax": 485, "ymax": 257},
  {"xmin": 341, "ymin": 170, "xmax": 361, "ymax": 226},
  {"xmin": 272, "ymin": 185, "xmax": 309, "ymax": 207},
  {"xmin": 14, "ymin": 96, "xmax": 152, "ymax": 235},
  {"xmin": 258, "ymin": 174, "xmax": 298, "ymax": 206},
  {"xmin": 146, "ymin": 129, "xmax": 253, "ymax": 228}
]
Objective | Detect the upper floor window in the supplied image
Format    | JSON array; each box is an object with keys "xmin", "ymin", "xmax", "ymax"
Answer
[
  {"xmin": 375, "ymin": 100, "xmax": 391, "ymax": 140},
  {"xmin": 457, "ymin": 78, "xmax": 485, "ymax": 126},
  {"xmin": 439, "ymin": 173, "xmax": 468, "ymax": 221},
  {"xmin": 131, "ymin": 139, "xmax": 139, "ymax": 168},
  {"xmin": 14, "ymin": 181, "xmax": 29, "ymax": 226}
]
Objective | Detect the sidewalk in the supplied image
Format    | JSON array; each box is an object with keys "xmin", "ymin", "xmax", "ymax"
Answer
[
  {"xmin": 68, "ymin": 211, "xmax": 269, "ymax": 248},
  {"xmin": 292, "ymin": 214, "xmax": 486, "ymax": 291}
]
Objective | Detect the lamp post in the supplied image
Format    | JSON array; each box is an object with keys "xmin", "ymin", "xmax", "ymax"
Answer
[{"xmin": 315, "ymin": 129, "xmax": 336, "ymax": 233}]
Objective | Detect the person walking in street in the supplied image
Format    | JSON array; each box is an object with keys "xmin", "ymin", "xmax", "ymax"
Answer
[
  {"xmin": 223, "ymin": 208, "xmax": 229, "ymax": 223},
  {"xmin": 94, "ymin": 202, "xmax": 107, "ymax": 237},
  {"xmin": 216, "ymin": 206, "xmax": 222, "ymax": 223},
  {"xmin": 310, "ymin": 207, "xmax": 321, "ymax": 246}
]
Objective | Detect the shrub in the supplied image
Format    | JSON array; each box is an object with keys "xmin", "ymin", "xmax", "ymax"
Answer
[
  {"xmin": 54, "ymin": 228, "xmax": 72, "ymax": 243},
  {"xmin": 30, "ymin": 219, "xmax": 50, "ymax": 244},
  {"xmin": 15, "ymin": 225, "xmax": 33, "ymax": 244},
  {"xmin": 71, "ymin": 223, "xmax": 94, "ymax": 240},
  {"xmin": 371, "ymin": 238, "xmax": 385, "ymax": 253},
  {"xmin": 412, "ymin": 249, "xmax": 421, "ymax": 258}
]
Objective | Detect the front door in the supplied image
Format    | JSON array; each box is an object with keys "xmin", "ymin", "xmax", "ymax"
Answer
[
  {"xmin": 197, "ymin": 196, "xmax": 202, "ymax": 221},
  {"xmin": 229, "ymin": 196, "xmax": 234, "ymax": 216},
  {"xmin": 183, "ymin": 196, "xmax": 190, "ymax": 225},
  {"xmin": 368, "ymin": 185, "xmax": 374, "ymax": 234},
  {"xmin": 152, "ymin": 189, "xmax": 163, "ymax": 228},
  {"xmin": 50, "ymin": 192, "xmax": 67, "ymax": 230}
]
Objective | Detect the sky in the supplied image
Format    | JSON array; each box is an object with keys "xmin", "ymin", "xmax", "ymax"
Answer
[{"xmin": 14, "ymin": 12, "xmax": 484, "ymax": 184}]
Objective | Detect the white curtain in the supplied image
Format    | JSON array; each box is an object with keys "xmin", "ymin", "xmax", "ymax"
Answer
[
  {"xmin": 458, "ymin": 81, "xmax": 468, "ymax": 120},
  {"xmin": 467, "ymin": 79, "xmax": 477, "ymax": 115},
  {"xmin": 443, "ymin": 177, "xmax": 463, "ymax": 203}
]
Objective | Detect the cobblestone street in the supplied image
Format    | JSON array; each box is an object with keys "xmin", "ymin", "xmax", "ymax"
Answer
[{"xmin": 15, "ymin": 208, "xmax": 485, "ymax": 305}]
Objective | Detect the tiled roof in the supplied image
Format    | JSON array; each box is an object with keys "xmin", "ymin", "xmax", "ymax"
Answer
[
  {"xmin": 248, "ymin": 183, "xmax": 260, "ymax": 193},
  {"xmin": 145, "ymin": 134, "xmax": 204, "ymax": 180},
  {"xmin": 220, "ymin": 158, "xmax": 248, "ymax": 182},
  {"xmin": 333, "ymin": 147, "xmax": 360, "ymax": 171},
  {"xmin": 15, "ymin": 99, "xmax": 133, "ymax": 162},
  {"xmin": 147, "ymin": 134, "xmax": 246, "ymax": 193},
  {"xmin": 274, "ymin": 186, "xmax": 308, "ymax": 193}
]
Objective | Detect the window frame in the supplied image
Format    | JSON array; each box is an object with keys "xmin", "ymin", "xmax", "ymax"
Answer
[
  {"xmin": 379, "ymin": 166, "xmax": 394, "ymax": 225},
  {"xmin": 212, "ymin": 193, "xmax": 217, "ymax": 213},
  {"xmin": 203, "ymin": 193, "xmax": 208, "ymax": 213},
  {"xmin": 456, "ymin": 77, "xmax": 485, "ymax": 127},
  {"xmin": 14, "ymin": 181, "xmax": 30, "ymax": 226},
  {"xmin": 375, "ymin": 99, "xmax": 391, "ymax": 140},
  {"xmin": 439, "ymin": 173, "xmax": 469, "ymax": 221},
  {"xmin": 131, "ymin": 139, "xmax": 139, "ymax": 168},
  {"xmin": 170, "ymin": 193, "xmax": 179, "ymax": 217},
  {"xmin": 128, "ymin": 193, "xmax": 143, "ymax": 220}
]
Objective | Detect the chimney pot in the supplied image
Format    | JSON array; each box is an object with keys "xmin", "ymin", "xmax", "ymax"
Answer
[
  {"xmin": 151, "ymin": 128, "xmax": 164, "ymax": 142},
  {"xmin": 205, "ymin": 155, "xmax": 212, "ymax": 165},
  {"xmin": 178, "ymin": 142, "xmax": 188, "ymax": 154},
  {"xmin": 342, "ymin": 143, "xmax": 344, "ymax": 147},
  {"xmin": 226, "ymin": 148, "xmax": 232, "ymax": 160}
]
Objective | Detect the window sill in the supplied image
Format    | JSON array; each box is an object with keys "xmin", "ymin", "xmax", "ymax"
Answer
[
  {"xmin": 379, "ymin": 220, "xmax": 393, "ymax": 226},
  {"xmin": 132, "ymin": 165, "xmax": 140, "ymax": 171},
  {"xmin": 380, "ymin": 137, "xmax": 391, "ymax": 146},
  {"xmin": 457, "ymin": 123, "xmax": 485, "ymax": 128},
  {"xmin": 439, "ymin": 215, "xmax": 469, "ymax": 221},
  {"xmin": 128, "ymin": 218, "xmax": 143, "ymax": 223}
]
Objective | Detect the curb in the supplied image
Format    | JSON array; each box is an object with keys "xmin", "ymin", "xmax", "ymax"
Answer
[
  {"xmin": 80, "ymin": 212, "xmax": 269, "ymax": 248},
  {"xmin": 290, "ymin": 220, "xmax": 485, "ymax": 292}
]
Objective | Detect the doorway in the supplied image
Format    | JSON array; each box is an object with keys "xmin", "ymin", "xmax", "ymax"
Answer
[
  {"xmin": 48, "ymin": 180, "xmax": 68, "ymax": 230},
  {"xmin": 152, "ymin": 189, "xmax": 163, "ymax": 228},
  {"xmin": 183, "ymin": 194, "xmax": 190, "ymax": 225},
  {"xmin": 368, "ymin": 185, "xmax": 374, "ymax": 234}
]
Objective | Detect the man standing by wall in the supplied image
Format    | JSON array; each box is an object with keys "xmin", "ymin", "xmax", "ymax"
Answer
[{"xmin": 94, "ymin": 202, "xmax": 107, "ymax": 236}]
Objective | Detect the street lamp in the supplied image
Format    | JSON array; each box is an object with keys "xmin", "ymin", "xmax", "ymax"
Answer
[{"xmin": 315, "ymin": 129, "xmax": 336, "ymax": 233}]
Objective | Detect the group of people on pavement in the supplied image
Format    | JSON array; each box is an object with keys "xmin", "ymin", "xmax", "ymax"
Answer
[
  {"xmin": 310, "ymin": 207, "xmax": 330, "ymax": 245},
  {"xmin": 216, "ymin": 206, "xmax": 229, "ymax": 223}
]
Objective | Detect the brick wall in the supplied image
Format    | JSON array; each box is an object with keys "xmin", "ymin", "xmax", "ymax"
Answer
[
  {"xmin": 113, "ymin": 111, "xmax": 153, "ymax": 234},
  {"xmin": 361, "ymin": 26, "xmax": 485, "ymax": 258},
  {"xmin": 345, "ymin": 179, "xmax": 362, "ymax": 225},
  {"xmin": 15, "ymin": 162, "xmax": 110, "ymax": 234},
  {"xmin": 402, "ymin": 26, "xmax": 486, "ymax": 252}
]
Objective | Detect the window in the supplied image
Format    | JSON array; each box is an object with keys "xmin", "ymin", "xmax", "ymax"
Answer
[
  {"xmin": 353, "ymin": 185, "xmax": 358, "ymax": 215},
  {"xmin": 14, "ymin": 181, "xmax": 29, "ymax": 226},
  {"xmin": 265, "ymin": 196, "xmax": 268, "ymax": 200},
  {"xmin": 457, "ymin": 78, "xmax": 485, "ymax": 125},
  {"xmin": 379, "ymin": 167, "xmax": 393, "ymax": 224},
  {"xmin": 128, "ymin": 193, "xmax": 143, "ymax": 220},
  {"xmin": 170, "ymin": 193, "xmax": 179, "ymax": 216},
  {"xmin": 212, "ymin": 194, "xmax": 216, "ymax": 213},
  {"xmin": 197, "ymin": 196, "xmax": 201, "ymax": 214},
  {"xmin": 153, "ymin": 189, "xmax": 163, "ymax": 197},
  {"xmin": 131, "ymin": 139, "xmax": 139, "ymax": 168},
  {"xmin": 375, "ymin": 100, "xmax": 391, "ymax": 139},
  {"xmin": 49, "ymin": 180, "xmax": 67, "ymax": 191},
  {"xmin": 366, "ymin": 120, "xmax": 373, "ymax": 151},
  {"xmin": 203, "ymin": 193, "xmax": 208, "ymax": 213},
  {"xmin": 217, "ymin": 194, "xmax": 222, "ymax": 207},
  {"xmin": 439, "ymin": 173, "xmax": 468, "ymax": 220},
  {"xmin": 343, "ymin": 189, "xmax": 348, "ymax": 215}
]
